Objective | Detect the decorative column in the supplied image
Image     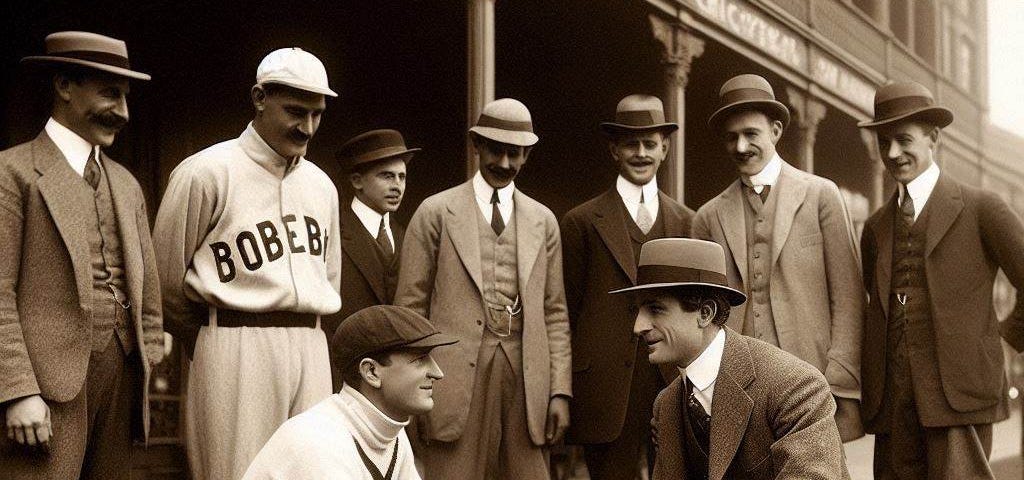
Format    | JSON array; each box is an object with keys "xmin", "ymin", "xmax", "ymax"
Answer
[
  {"xmin": 467, "ymin": 0, "xmax": 496, "ymax": 178},
  {"xmin": 784, "ymin": 87, "xmax": 827, "ymax": 174},
  {"xmin": 859, "ymin": 128, "xmax": 889, "ymax": 210},
  {"xmin": 649, "ymin": 14, "xmax": 704, "ymax": 205}
]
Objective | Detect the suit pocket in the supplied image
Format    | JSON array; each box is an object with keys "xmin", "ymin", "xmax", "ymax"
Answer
[{"xmin": 798, "ymin": 232, "xmax": 823, "ymax": 248}]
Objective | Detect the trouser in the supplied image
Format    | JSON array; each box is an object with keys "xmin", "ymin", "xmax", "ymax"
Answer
[
  {"xmin": 185, "ymin": 313, "xmax": 332, "ymax": 480},
  {"xmin": 413, "ymin": 332, "xmax": 549, "ymax": 480},
  {"xmin": 583, "ymin": 341, "xmax": 663, "ymax": 480},
  {"xmin": 1, "ymin": 335, "xmax": 139, "ymax": 480}
]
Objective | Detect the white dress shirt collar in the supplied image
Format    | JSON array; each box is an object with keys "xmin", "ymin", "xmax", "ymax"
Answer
[
  {"xmin": 741, "ymin": 153, "xmax": 783, "ymax": 191},
  {"xmin": 681, "ymin": 327, "xmax": 726, "ymax": 413},
  {"xmin": 45, "ymin": 117, "xmax": 97, "ymax": 177},
  {"xmin": 898, "ymin": 161, "xmax": 940, "ymax": 222},
  {"xmin": 351, "ymin": 196, "xmax": 393, "ymax": 246},
  {"xmin": 616, "ymin": 175, "xmax": 660, "ymax": 222},
  {"xmin": 472, "ymin": 171, "xmax": 514, "ymax": 225}
]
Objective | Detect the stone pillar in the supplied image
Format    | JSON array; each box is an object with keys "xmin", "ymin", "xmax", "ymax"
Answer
[
  {"xmin": 649, "ymin": 14, "xmax": 704, "ymax": 206},
  {"xmin": 784, "ymin": 87, "xmax": 827, "ymax": 174},
  {"xmin": 860, "ymin": 128, "xmax": 889, "ymax": 210},
  {"xmin": 467, "ymin": 0, "xmax": 496, "ymax": 178}
]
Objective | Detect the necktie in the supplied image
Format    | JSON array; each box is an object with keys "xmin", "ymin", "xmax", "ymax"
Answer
[
  {"xmin": 900, "ymin": 184, "xmax": 915, "ymax": 226},
  {"xmin": 84, "ymin": 148, "xmax": 101, "ymax": 190},
  {"xmin": 490, "ymin": 189, "xmax": 505, "ymax": 236},
  {"xmin": 376, "ymin": 216, "xmax": 394, "ymax": 257},
  {"xmin": 636, "ymin": 191, "xmax": 654, "ymax": 234},
  {"xmin": 685, "ymin": 378, "xmax": 711, "ymax": 451}
]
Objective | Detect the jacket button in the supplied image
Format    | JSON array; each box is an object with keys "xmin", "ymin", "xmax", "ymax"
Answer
[
  {"xmin": 469, "ymin": 362, "xmax": 476, "ymax": 367},
  {"xmin": 477, "ymin": 320, "xmax": 482, "ymax": 326}
]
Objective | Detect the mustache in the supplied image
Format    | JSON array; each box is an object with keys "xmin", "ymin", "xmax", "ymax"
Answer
[
  {"xmin": 289, "ymin": 129, "xmax": 311, "ymax": 143},
  {"xmin": 487, "ymin": 165, "xmax": 517, "ymax": 179},
  {"xmin": 91, "ymin": 112, "xmax": 127, "ymax": 130},
  {"xmin": 733, "ymin": 152, "xmax": 755, "ymax": 161}
]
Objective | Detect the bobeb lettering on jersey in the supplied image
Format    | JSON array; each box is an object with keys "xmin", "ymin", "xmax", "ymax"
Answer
[{"xmin": 209, "ymin": 214, "xmax": 328, "ymax": 282}]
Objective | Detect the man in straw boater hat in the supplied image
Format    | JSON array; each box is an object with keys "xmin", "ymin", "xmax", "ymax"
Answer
[
  {"xmin": 858, "ymin": 80, "xmax": 1024, "ymax": 478},
  {"xmin": 322, "ymin": 129, "xmax": 419, "ymax": 391},
  {"xmin": 243, "ymin": 305, "xmax": 458, "ymax": 480},
  {"xmin": 0, "ymin": 31, "xmax": 164, "ymax": 479},
  {"xmin": 612, "ymin": 238, "xmax": 848, "ymax": 479},
  {"xmin": 395, "ymin": 98, "xmax": 571, "ymax": 479},
  {"xmin": 561, "ymin": 94, "xmax": 694, "ymax": 478},
  {"xmin": 691, "ymin": 73, "xmax": 864, "ymax": 442},
  {"xmin": 152, "ymin": 47, "xmax": 341, "ymax": 480}
]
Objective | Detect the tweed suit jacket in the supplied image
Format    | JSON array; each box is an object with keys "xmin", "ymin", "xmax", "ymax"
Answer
[
  {"xmin": 692, "ymin": 161, "xmax": 863, "ymax": 404},
  {"xmin": 862, "ymin": 172, "xmax": 1024, "ymax": 430},
  {"xmin": 395, "ymin": 180, "xmax": 571, "ymax": 445},
  {"xmin": 561, "ymin": 187, "xmax": 693, "ymax": 443},
  {"xmin": 651, "ymin": 328, "xmax": 848, "ymax": 480},
  {"xmin": 0, "ymin": 132, "xmax": 164, "ymax": 439},
  {"xmin": 322, "ymin": 203, "xmax": 405, "ymax": 338}
]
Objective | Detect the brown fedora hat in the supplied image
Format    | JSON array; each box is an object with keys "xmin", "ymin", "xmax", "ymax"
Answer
[
  {"xmin": 857, "ymin": 81, "xmax": 953, "ymax": 129},
  {"xmin": 708, "ymin": 74, "xmax": 789, "ymax": 130},
  {"xmin": 600, "ymin": 94, "xmax": 678, "ymax": 136},
  {"xmin": 610, "ymin": 238, "xmax": 747, "ymax": 306},
  {"xmin": 338, "ymin": 129, "xmax": 420, "ymax": 172},
  {"xmin": 21, "ymin": 31, "xmax": 150, "ymax": 81}
]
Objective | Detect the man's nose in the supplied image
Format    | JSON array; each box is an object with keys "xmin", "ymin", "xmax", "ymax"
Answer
[
  {"xmin": 887, "ymin": 140, "xmax": 901, "ymax": 159},
  {"xmin": 427, "ymin": 357, "xmax": 444, "ymax": 380},
  {"xmin": 112, "ymin": 96, "xmax": 129, "ymax": 123},
  {"xmin": 633, "ymin": 312, "xmax": 651, "ymax": 336}
]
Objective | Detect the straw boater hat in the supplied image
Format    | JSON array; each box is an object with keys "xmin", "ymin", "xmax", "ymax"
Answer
[
  {"xmin": 708, "ymin": 74, "xmax": 790, "ymax": 130},
  {"xmin": 599, "ymin": 94, "xmax": 678, "ymax": 136},
  {"xmin": 857, "ymin": 81, "xmax": 953, "ymax": 129},
  {"xmin": 610, "ymin": 238, "xmax": 747, "ymax": 306},
  {"xmin": 21, "ymin": 31, "xmax": 150, "ymax": 81},
  {"xmin": 469, "ymin": 98, "xmax": 539, "ymax": 147},
  {"xmin": 338, "ymin": 129, "xmax": 420, "ymax": 172}
]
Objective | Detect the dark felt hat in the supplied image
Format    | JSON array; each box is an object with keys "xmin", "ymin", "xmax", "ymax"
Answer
[
  {"xmin": 610, "ymin": 238, "xmax": 747, "ymax": 306},
  {"xmin": 338, "ymin": 129, "xmax": 420, "ymax": 172},
  {"xmin": 708, "ymin": 74, "xmax": 789, "ymax": 130},
  {"xmin": 600, "ymin": 94, "xmax": 678, "ymax": 136},
  {"xmin": 331, "ymin": 305, "xmax": 459, "ymax": 371},
  {"xmin": 857, "ymin": 81, "xmax": 953, "ymax": 129},
  {"xmin": 21, "ymin": 31, "xmax": 151, "ymax": 81}
]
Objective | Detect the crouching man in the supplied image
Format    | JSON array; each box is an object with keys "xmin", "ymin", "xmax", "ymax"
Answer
[
  {"xmin": 243, "ymin": 305, "xmax": 458, "ymax": 480},
  {"xmin": 613, "ymin": 238, "xmax": 849, "ymax": 479}
]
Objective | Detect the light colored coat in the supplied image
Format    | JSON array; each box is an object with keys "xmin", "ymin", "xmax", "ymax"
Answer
[
  {"xmin": 395, "ymin": 181, "xmax": 571, "ymax": 446},
  {"xmin": 0, "ymin": 132, "xmax": 163, "ymax": 439}
]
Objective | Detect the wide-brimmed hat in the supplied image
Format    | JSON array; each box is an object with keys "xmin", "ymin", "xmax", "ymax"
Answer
[
  {"xmin": 331, "ymin": 305, "xmax": 459, "ymax": 371},
  {"xmin": 338, "ymin": 129, "xmax": 420, "ymax": 172},
  {"xmin": 708, "ymin": 74, "xmax": 789, "ymax": 130},
  {"xmin": 21, "ymin": 31, "xmax": 151, "ymax": 81},
  {"xmin": 469, "ymin": 98, "xmax": 539, "ymax": 147},
  {"xmin": 610, "ymin": 238, "xmax": 747, "ymax": 306},
  {"xmin": 256, "ymin": 47, "xmax": 337, "ymax": 97},
  {"xmin": 857, "ymin": 81, "xmax": 953, "ymax": 129},
  {"xmin": 600, "ymin": 94, "xmax": 678, "ymax": 136}
]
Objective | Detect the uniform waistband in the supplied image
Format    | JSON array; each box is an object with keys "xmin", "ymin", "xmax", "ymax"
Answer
[{"xmin": 206, "ymin": 307, "xmax": 320, "ymax": 329}]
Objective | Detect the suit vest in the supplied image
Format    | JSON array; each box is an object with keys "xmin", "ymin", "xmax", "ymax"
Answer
[
  {"xmin": 621, "ymin": 198, "xmax": 668, "ymax": 263},
  {"xmin": 742, "ymin": 187, "xmax": 779, "ymax": 345},
  {"xmin": 679, "ymin": 384, "xmax": 711, "ymax": 480}
]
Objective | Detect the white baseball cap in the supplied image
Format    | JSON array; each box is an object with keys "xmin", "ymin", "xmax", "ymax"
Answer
[{"xmin": 256, "ymin": 47, "xmax": 337, "ymax": 97}]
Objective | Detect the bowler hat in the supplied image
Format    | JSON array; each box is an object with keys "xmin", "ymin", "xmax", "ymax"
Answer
[
  {"xmin": 331, "ymin": 305, "xmax": 459, "ymax": 372},
  {"xmin": 610, "ymin": 238, "xmax": 747, "ymax": 306},
  {"xmin": 339, "ymin": 129, "xmax": 420, "ymax": 172},
  {"xmin": 21, "ymin": 31, "xmax": 151, "ymax": 81},
  {"xmin": 857, "ymin": 81, "xmax": 953, "ymax": 129},
  {"xmin": 708, "ymin": 74, "xmax": 789, "ymax": 130},
  {"xmin": 469, "ymin": 98, "xmax": 539, "ymax": 147},
  {"xmin": 600, "ymin": 94, "xmax": 678, "ymax": 136}
]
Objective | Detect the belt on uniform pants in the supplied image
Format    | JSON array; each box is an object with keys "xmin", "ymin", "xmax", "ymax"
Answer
[{"xmin": 206, "ymin": 308, "xmax": 319, "ymax": 328}]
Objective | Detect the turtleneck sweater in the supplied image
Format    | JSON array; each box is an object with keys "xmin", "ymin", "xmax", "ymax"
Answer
[{"xmin": 242, "ymin": 385, "xmax": 420, "ymax": 479}]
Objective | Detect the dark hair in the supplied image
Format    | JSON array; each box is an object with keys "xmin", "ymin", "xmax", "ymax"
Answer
[{"xmin": 672, "ymin": 287, "xmax": 731, "ymax": 326}]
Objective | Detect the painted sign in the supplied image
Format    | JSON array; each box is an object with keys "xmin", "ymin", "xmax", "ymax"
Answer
[
  {"xmin": 694, "ymin": 0, "xmax": 806, "ymax": 71},
  {"xmin": 810, "ymin": 49, "xmax": 876, "ymax": 113}
]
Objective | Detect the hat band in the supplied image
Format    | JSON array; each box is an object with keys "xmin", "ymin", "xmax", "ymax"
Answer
[
  {"xmin": 351, "ymin": 145, "xmax": 410, "ymax": 164},
  {"xmin": 614, "ymin": 110, "xmax": 665, "ymax": 127},
  {"xmin": 719, "ymin": 87, "xmax": 776, "ymax": 106},
  {"xmin": 874, "ymin": 95, "xmax": 935, "ymax": 120},
  {"xmin": 49, "ymin": 50, "xmax": 131, "ymax": 70},
  {"xmin": 636, "ymin": 265, "xmax": 728, "ymax": 289},
  {"xmin": 476, "ymin": 113, "xmax": 533, "ymax": 133}
]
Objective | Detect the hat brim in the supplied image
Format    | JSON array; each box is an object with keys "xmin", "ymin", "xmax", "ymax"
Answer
[
  {"xmin": 599, "ymin": 122, "xmax": 679, "ymax": 136},
  {"xmin": 404, "ymin": 332, "xmax": 460, "ymax": 350},
  {"xmin": 21, "ymin": 56, "xmax": 151, "ymax": 81},
  {"xmin": 857, "ymin": 106, "xmax": 953, "ymax": 129},
  {"xmin": 469, "ymin": 126, "xmax": 538, "ymax": 147},
  {"xmin": 259, "ymin": 79, "xmax": 338, "ymax": 97},
  {"xmin": 609, "ymin": 281, "xmax": 747, "ymax": 306},
  {"xmin": 346, "ymin": 148, "xmax": 420, "ymax": 172},
  {"xmin": 708, "ymin": 100, "xmax": 790, "ymax": 130}
]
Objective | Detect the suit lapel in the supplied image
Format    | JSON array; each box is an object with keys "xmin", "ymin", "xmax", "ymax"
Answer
[
  {"xmin": 658, "ymin": 191, "xmax": 688, "ymax": 236},
  {"xmin": 770, "ymin": 162, "xmax": 808, "ymax": 267},
  {"xmin": 708, "ymin": 329, "xmax": 754, "ymax": 480},
  {"xmin": 341, "ymin": 206, "xmax": 388, "ymax": 303},
  {"xmin": 446, "ymin": 182, "xmax": 484, "ymax": 294},
  {"xmin": 716, "ymin": 181, "xmax": 748, "ymax": 288},
  {"xmin": 592, "ymin": 189, "xmax": 637, "ymax": 283},
  {"xmin": 658, "ymin": 379, "xmax": 687, "ymax": 478},
  {"xmin": 874, "ymin": 195, "xmax": 897, "ymax": 319},
  {"xmin": 32, "ymin": 133, "xmax": 93, "ymax": 311},
  {"xmin": 514, "ymin": 190, "xmax": 544, "ymax": 291},
  {"xmin": 924, "ymin": 174, "xmax": 963, "ymax": 257},
  {"xmin": 104, "ymin": 158, "xmax": 144, "ymax": 315}
]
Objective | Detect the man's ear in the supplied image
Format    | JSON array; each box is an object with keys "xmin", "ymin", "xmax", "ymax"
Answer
[
  {"xmin": 697, "ymin": 299, "xmax": 717, "ymax": 329},
  {"xmin": 358, "ymin": 358, "xmax": 383, "ymax": 389},
  {"xmin": 770, "ymin": 119, "xmax": 784, "ymax": 143},
  {"xmin": 251, "ymin": 84, "xmax": 267, "ymax": 113},
  {"xmin": 53, "ymin": 73, "xmax": 73, "ymax": 103},
  {"xmin": 349, "ymin": 172, "xmax": 363, "ymax": 191}
]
